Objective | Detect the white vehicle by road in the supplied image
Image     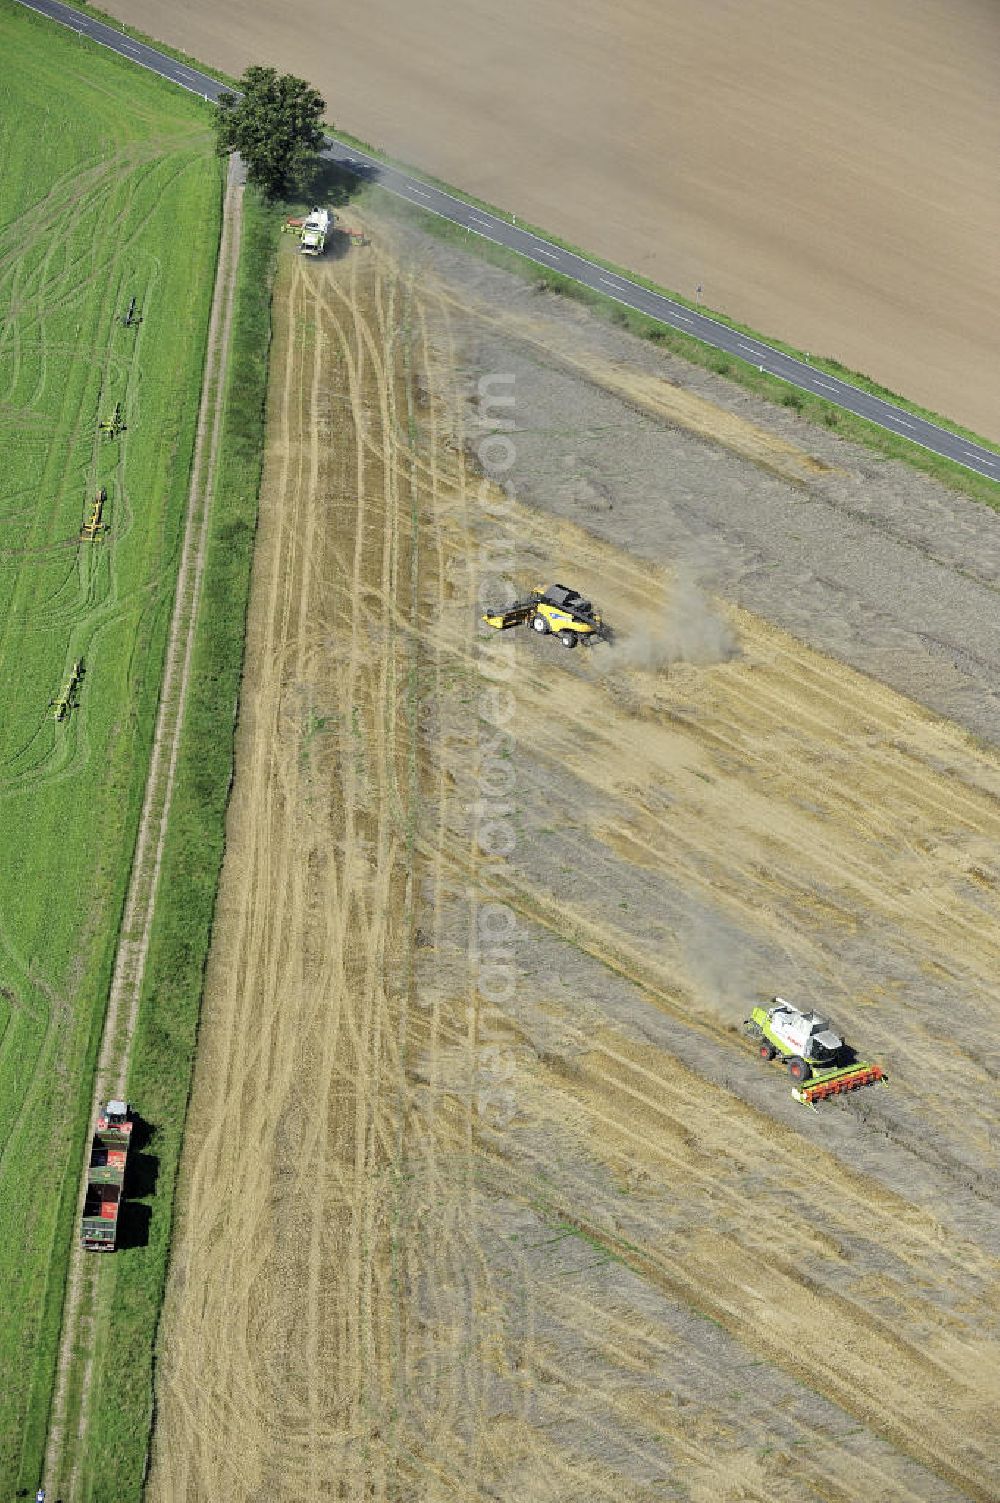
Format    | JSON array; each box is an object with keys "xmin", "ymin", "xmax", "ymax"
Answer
[{"xmin": 300, "ymin": 207, "xmax": 331, "ymax": 256}]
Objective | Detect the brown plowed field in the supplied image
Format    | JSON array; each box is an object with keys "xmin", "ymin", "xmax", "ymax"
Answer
[
  {"xmin": 149, "ymin": 234, "xmax": 1000, "ymax": 1501},
  {"xmin": 102, "ymin": 0, "xmax": 1000, "ymax": 439}
]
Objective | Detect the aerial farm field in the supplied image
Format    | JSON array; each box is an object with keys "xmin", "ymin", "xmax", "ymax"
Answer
[
  {"xmin": 0, "ymin": 0, "xmax": 221, "ymax": 1483},
  {"xmin": 103, "ymin": 0, "xmax": 1000, "ymax": 441},
  {"xmin": 149, "ymin": 212, "xmax": 1000, "ymax": 1501}
]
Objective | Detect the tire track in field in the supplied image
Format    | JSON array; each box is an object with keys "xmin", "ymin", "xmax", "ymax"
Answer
[
  {"xmin": 425, "ymin": 672, "xmax": 1000, "ymax": 1195},
  {"xmin": 40, "ymin": 155, "xmax": 244, "ymax": 1503},
  {"xmin": 0, "ymin": 155, "xmax": 195, "ymax": 801},
  {"xmin": 0, "ymin": 154, "xmax": 203, "ymax": 1429},
  {"xmin": 146, "ymin": 224, "xmax": 1000, "ymax": 1501},
  {"xmin": 147, "ymin": 237, "xmax": 510, "ymax": 1500},
  {"xmin": 428, "ymin": 500, "xmax": 1000, "ymax": 1127},
  {"xmin": 369, "ymin": 379, "xmax": 1000, "ymax": 1497}
]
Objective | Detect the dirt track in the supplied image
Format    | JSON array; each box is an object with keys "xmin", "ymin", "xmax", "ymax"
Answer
[
  {"xmin": 149, "ymin": 233, "xmax": 1000, "ymax": 1501},
  {"xmin": 102, "ymin": 0, "xmax": 1000, "ymax": 440}
]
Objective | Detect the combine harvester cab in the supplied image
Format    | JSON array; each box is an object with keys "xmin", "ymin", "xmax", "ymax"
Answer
[
  {"xmin": 482, "ymin": 583, "xmax": 613, "ymax": 648},
  {"xmin": 299, "ymin": 207, "xmax": 332, "ymax": 256},
  {"xmin": 81, "ymin": 1100, "xmax": 133, "ymax": 1251},
  {"xmin": 743, "ymin": 998, "xmax": 888, "ymax": 1107}
]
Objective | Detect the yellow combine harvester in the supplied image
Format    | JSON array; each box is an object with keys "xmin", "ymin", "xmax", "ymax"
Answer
[{"xmin": 482, "ymin": 584, "xmax": 613, "ymax": 649}]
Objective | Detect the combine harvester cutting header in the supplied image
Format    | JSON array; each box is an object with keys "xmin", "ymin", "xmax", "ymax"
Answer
[
  {"xmin": 744, "ymin": 998, "xmax": 888, "ymax": 1106},
  {"xmin": 483, "ymin": 583, "xmax": 613, "ymax": 649}
]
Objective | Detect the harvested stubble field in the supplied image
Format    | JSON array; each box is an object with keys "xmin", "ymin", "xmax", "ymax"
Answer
[
  {"xmin": 0, "ymin": 0, "xmax": 220, "ymax": 1481},
  {"xmin": 150, "ymin": 217, "xmax": 1000, "ymax": 1501}
]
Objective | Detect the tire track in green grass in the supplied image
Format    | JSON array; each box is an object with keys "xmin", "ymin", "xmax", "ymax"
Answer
[
  {"xmin": 0, "ymin": 8, "xmax": 224, "ymax": 1480},
  {"xmin": 41, "ymin": 153, "xmax": 245, "ymax": 1503}
]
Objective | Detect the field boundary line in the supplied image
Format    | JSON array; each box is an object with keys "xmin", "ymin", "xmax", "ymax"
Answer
[{"xmin": 40, "ymin": 152, "xmax": 246, "ymax": 1503}]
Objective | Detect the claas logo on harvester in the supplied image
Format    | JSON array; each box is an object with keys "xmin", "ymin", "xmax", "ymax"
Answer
[{"xmin": 482, "ymin": 583, "xmax": 613, "ymax": 650}]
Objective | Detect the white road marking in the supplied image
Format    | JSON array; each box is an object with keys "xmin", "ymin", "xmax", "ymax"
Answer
[
  {"xmin": 815, "ymin": 379, "xmax": 838, "ymax": 391},
  {"xmin": 470, "ymin": 215, "xmax": 491, "ymax": 227},
  {"xmin": 411, "ymin": 186, "xmax": 430, "ymax": 199},
  {"xmin": 600, "ymin": 276, "xmax": 625, "ymax": 289},
  {"xmin": 891, "ymin": 417, "xmax": 915, "ymax": 430},
  {"xmin": 536, "ymin": 247, "xmax": 558, "ymax": 259}
]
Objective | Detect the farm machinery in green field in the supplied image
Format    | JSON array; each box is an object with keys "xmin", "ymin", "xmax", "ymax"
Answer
[
  {"xmin": 81, "ymin": 1100, "xmax": 133, "ymax": 1251},
  {"xmin": 98, "ymin": 401, "xmax": 126, "ymax": 439},
  {"xmin": 744, "ymin": 998, "xmax": 888, "ymax": 1106},
  {"xmin": 51, "ymin": 659, "xmax": 84, "ymax": 722},
  {"xmin": 80, "ymin": 487, "xmax": 106, "ymax": 540}
]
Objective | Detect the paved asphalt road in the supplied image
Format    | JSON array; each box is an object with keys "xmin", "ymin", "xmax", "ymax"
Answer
[{"xmin": 15, "ymin": 0, "xmax": 1000, "ymax": 483}]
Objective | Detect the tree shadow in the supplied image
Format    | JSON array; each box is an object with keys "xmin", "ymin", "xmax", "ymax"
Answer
[
  {"xmin": 126, "ymin": 1148, "xmax": 159, "ymax": 1200},
  {"xmin": 301, "ymin": 158, "xmax": 363, "ymax": 211},
  {"xmin": 117, "ymin": 1199, "xmax": 152, "ymax": 1251},
  {"xmin": 129, "ymin": 1111, "xmax": 154, "ymax": 1154}
]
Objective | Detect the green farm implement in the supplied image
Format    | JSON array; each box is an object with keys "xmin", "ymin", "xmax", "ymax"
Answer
[
  {"xmin": 51, "ymin": 659, "xmax": 84, "ymax": 722},
  {"xmin": 743, "ymin": 997, "xmax": 888, "ymax": 1106}
]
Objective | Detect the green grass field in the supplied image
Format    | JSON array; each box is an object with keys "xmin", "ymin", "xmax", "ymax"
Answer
[
  {"xmin": 77, "ymin": 190, "xmax": 276, "ymax": 1502},
  {"xmin": 0, "ymin": 0, "xmax": 222, "ymax": 1482}
]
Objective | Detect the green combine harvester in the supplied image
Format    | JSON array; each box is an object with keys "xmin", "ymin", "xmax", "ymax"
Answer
[{"xmin": 743, "ymin": 998, "xmax": 888, "ymax": 1106}]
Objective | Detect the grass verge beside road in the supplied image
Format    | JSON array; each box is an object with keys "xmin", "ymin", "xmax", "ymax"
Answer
[{"xmin": 74, "ymin": 191, "xmax": 278, "ymax": 1502}]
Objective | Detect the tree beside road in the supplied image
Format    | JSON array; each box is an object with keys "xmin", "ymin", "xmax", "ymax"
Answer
[{"xmin": 215, "ymin": 66, "xmax": 325, "ymax": 198}]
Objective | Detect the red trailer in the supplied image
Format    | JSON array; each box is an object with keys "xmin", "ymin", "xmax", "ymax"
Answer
[{"xmin": 81, "ymin": 1101, "xmax": 133, "ymax": 1251}]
